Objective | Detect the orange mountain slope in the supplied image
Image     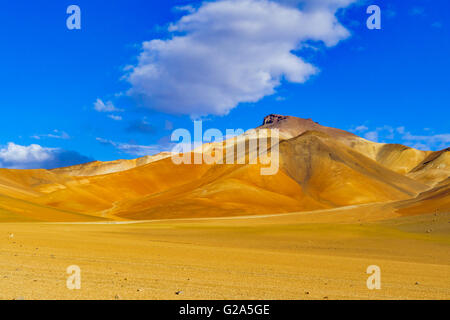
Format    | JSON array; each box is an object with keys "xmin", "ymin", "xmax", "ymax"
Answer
[
  {"xmin": 393, "ymin": 177, "xmax": 450, "ymax": 216},
  {"xmin": 50, "ymin": 152, "xmax": 173, "ymax": 177},
  {"xmin": 0, "ymin": 115, "xmax": 447, "ymax": 222},
  {"xmin": 407, "ymin": 148, "xmax": 450, "ymax": 186}
]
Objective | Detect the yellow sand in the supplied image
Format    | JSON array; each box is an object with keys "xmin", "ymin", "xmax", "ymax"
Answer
[{"xmin": 0, "ymin": 206, "xmax": 449, "ymax": 300}]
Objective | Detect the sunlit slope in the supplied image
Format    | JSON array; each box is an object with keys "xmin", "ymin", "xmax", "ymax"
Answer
[
  {"xmin": 0, "ymin": 169, "xmax": 109, "ymax": 222},
  {"xmin": 0, "ymin": 168, "xmax": 71, "ymax": 198},
  {"xmin": 407, "ymin": 148, "xmax": 449, "ymax": 186},
  {"xmin": 32, "ymin": 157, "xmax": 214, "ymax": 215},
  {"xmin": 0, "ymin": 159, "xmax": 211, "ymax": 220},
  {"xmin": 0, "ymin": 131, "xmax": 435, "ymax": 222},
  {"xmin": 279, "ymin": 131, "xmax": 428, "ymax": 204},
  {"xmin": 28, "ymin": 114, "xmax": 442, "ymax": 182},
  {"xmin": 50, "ymin": 152, "xmax": 173, "ymax": 177},
  {"xmin": 259, "ymin": 114, "xmax": 433, "ymax": 175},
  {"xmin": 0, "ymin": 115, "xmax": 447, "ymax": 222},
  {"xmin": 0, "ymin": 194, "xmax": 105, "ymax": 222},
  {"xmin": 109, "ymin": 163, "xmax": 322, "ymax": 219},
  {"xmin": 392, "ymin": 177, "xmax": 450, "ymax": 217},
  {"xmin": 104, "ymin": 131, "xmax": 429, "ymax": 220},
  {"xmin": 371, "ymin": 143, "xmax": 430, "ymax": 173}
]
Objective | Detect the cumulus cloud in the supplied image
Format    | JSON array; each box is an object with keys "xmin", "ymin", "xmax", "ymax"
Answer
[
  {"xmin": 0, "ymin": 143, "xmax": 93, "ymax": 169},
  {"xmin": 96, "ymin": 138, "xmax": 163, "ymax": 156},
  {"xmin": 94, "ymin": 99, "xmax": 123, "ymax": 113},
  {"xmin": 126, "ymin": 0, "xmax": 355, "ymax": 117},
  {"xmin": 356, "ymin": 125, "xmax": 449, "ymax": 151}
]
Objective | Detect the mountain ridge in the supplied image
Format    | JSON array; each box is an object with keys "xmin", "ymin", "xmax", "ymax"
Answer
[{"xmin": 0, "ymin": 114, "xmax": 448, "ymax": 222}]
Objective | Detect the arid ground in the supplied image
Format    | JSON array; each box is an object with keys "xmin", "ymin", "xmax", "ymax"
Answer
[
  {"xmin": 1, "ymin": 204, "xmax": 449, "ymax": 300},
  {"xmin": 0, "ymin": 115, "xmax": 448, "ymax": 299}
]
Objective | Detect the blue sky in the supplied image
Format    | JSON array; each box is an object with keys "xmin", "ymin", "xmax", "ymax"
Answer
[{"xmin": 0, "ymin": 0, "xmax": 448, "ymax": 169}]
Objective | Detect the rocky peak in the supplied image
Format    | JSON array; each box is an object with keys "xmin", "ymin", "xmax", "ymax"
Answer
[
  {"xmin": 262, "ymin": 114, "xmax": 288, "ymax": 125},
  {"xmin": 262, "ymin": 114, "xmax": 316, "ymax": 126}
]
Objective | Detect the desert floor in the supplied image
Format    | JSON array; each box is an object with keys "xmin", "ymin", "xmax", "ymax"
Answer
[{"xmin": 0, "ymin": 204, "xmax": 449, "ymax": 300}]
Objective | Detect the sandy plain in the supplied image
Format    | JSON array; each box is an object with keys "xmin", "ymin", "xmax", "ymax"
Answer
[{"xmin": 1, "ymin": 204, "xmax": 449, "ymax": 300}]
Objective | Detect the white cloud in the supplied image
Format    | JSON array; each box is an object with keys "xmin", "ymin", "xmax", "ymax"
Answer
[
  {"xmin": 408, "ymin": 142, "xmax": 429, "ymax": 151},
  {"xmin": 107, "ymin": 115, "xmax": 123, "ymax": 121},
  {"xmin": 357, "ymin": 124, "xmax": 449, "ymax": 151},
  {"xmin": 126, "ymin": 0, "xmax": 355, "ymax": 117},
  {"xmin": 174, "ymin": 5, "xmax": 196, "ymax": 14},
  {"xmin": 396, "ymin": 126, "xmax": 405, "ymax": 134},
  {"xmin": 364, "ymin": 131, "xmax": 378, "ymax": 142},
  {"xmin": 377, "ymin": 125, "xmax": 394, "ymax": 139},
  {"xmin": 278, "ymin": 0, "xmax": 355, "ymax": 9},
  {"xmin": 96, "ymin": 138, "xmax": 163, "ymax": 156},
  {"xmin": 352, "ymin": 125, "xmax": 368, "ymax": 132},
  {"xmin": 361, "ymin": 125, "xmax": 394, "ymax": 142},
  {"xmin": 0, "ymin": 143, "xmax": 92, "ymax": 169},
  {"xmin": 0, "ymin": 143, "xmax": 53, "ymax": 167},
  {"xmin": 94, "ymin": 99, "xmax": 123, "ymax": 113},
  {"xmin": 31, "ymin": 130, "xmax": 70, "ymax": 140},
  {"xmin": 402, "ymin": 132, "xmax": 450, "ymax": 150}
]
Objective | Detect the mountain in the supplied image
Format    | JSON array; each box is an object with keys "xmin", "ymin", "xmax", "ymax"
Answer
[
  {"xmin": 407, "ymin": 148, "xmax": 450, "ymax": 186},
  {"xmin": 0, "ymin": 115, "xmax": 447, "ymax": 222},
  {"xmin": 259, "ymin": 114, "xmax": 433, "ymax": 173},
  {"xmin": 50, "ymin": 152, "xmax": 173, "ymax": 177},
  {"xmin": 392, "ymin": 177, "xmax": 450, "ymax": 216}
]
